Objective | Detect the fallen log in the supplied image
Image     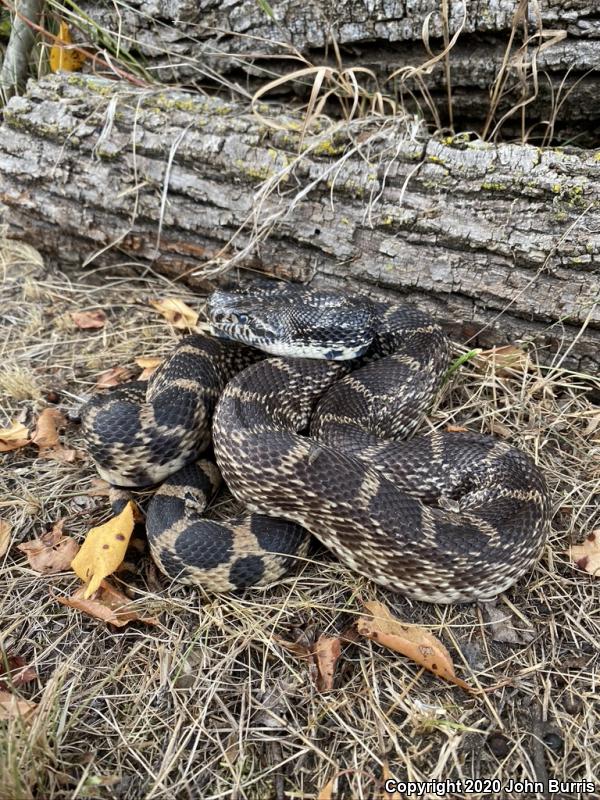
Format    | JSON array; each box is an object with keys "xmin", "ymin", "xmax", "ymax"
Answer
[
  {"xmin": 71, "ymin": 0, "xmax": 600, "ymax": 142},
  {"xmin": 0, "ymin": 73, "xmax": 598, "ymax": 370}
]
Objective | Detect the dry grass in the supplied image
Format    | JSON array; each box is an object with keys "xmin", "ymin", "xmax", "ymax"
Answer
[{"xmin": 0, "ymin": 236, "xmax": 599, "ymax": 800}]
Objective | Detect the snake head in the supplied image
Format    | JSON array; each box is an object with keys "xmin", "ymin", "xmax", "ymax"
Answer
[{"xmin": 207, "ymin": 281, "xmax": 375, "ymax": 360}]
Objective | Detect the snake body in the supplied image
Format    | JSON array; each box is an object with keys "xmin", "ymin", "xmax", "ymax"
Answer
[{"xmin": 81, "ymin": 282, "xmax": 549, "ymax": 603}]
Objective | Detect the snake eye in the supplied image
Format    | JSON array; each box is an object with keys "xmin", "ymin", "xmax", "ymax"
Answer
[{"xmin": 230, "ymin": 312, "xmax": 248, "ymax": 325}]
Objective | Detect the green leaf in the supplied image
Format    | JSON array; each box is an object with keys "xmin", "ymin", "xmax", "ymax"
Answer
[
  {"xmin": 0, "ymin": 12, "xmax": 12, "ymax": 39},
  {"xmin": 256, "ymin": 0, "xmax": 275, "ymax": 19},
  {"xmin": 444, "ymin": 348, "xmax": 482, "ymax": 380}
]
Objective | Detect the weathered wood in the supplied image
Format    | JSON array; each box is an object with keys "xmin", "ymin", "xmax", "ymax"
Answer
[
  {"xmin": 1, "ymin": 74, "xmax": 599, "ymax": 369},
  {"xmin": 74, "ymin": 0, "xmax": 600, "ymax": 141}
]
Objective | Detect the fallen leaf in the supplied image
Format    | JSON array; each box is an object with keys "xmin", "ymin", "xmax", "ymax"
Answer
[
  {"xmin": 71, "ymin": 502, "xmax": 136, "ymax": 597},
  {"xmin": 317, "ymin": 777, "xmax": 336, "ymax": 800},
  {"xmin": 446, "ymin": 424, "xmax": 469, "ymax": 433},
  {"xmin": 31, "ymin": 408, "xmax": 66, "ymax": 449},
  {"xmin": 149, "ymin": 298, "xmax": 198, "ymax": 329},
  {"xmin": 0, "ymin": 520, "xmax": 11, "ymax": 557},
  {"xmin": 135, "ymin": 356, "xmax": 162, "ymax": 380},
  {"xmin": 49, "ymin": 21, "xmax": 86, "ymax": 72},
  {"xmin": 481, "ymin": 601, "xmax": 534, "ymax": 644},
  {"xmin": 489, "ymin": 420, "xmax": 513, "ymax": 439},
  {"xmin": 17, "ymin": 521, "xmax": 80, "ymax": 574},
  {"xmin": 275, "ymin": 636, "xmax": 312, "ymax": 659},
  {"xmin": 476, "ymin": 345, "xmax": 528, "ymax": 375},
  {"xmin": 88, "ymin": 478, "xmax": 111, "ymax": 497},
  {"xmin": 30, "ymin": 409, "xmax": 79, "ymax": 463},
  {"xmin": 95, "ymin": 366, "xmax": 134, "ymax": 389},
  {"xmin": 0, "ymin": 655, "xmax": 38, "ymax": 691},
  {"xmin": 57, "ymin": 580, "xmax": 159, "ymax": 627},
  {"xmin": 41, "ymin": 446, "xmax": 80, "ymax": 464},
  {"xmin": 357, "ymin": 600, "xmax": 471, "ymax": 690},
  {"xmin": 314, "ymin": 634, "xmax": 342, "ymax": 692},
  {"xmin": 570, "ymin": 530, "xmax": 600, "ymax": 578},
  {"xmin": 0, "ymin": 691, "xmax": 37, "ymax": 721},
  {"xmin": 252, "ymin": 681, "xmax": 296, "ymax": 729},
  {"xmin": 584, "ymin": 412, "xmax": 600, "ymax": 436},
  {"xmin": 0, "ymin": 421, "xmax": 30, "ymax": 452},
  {"xmin": 276, "ymin": 631, "xmax": 345, "ymax": 692},
  {"xmin": 382, "ymin": 762, "xmax": 401, "ymax": 800},
  {"xmin": 70, "ymin": 309, "xmax": 107, "ymax": 330}
]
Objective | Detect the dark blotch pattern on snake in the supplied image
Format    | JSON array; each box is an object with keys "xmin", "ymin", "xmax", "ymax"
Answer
[{"xmin": 81, "ymin": 281, "xmax": 549, "ymax": 603}]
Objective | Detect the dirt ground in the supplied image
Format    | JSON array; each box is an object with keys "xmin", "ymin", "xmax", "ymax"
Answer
[{"xmin": 0, "ymin": 236, "xmax": 598, "ymax": 800}]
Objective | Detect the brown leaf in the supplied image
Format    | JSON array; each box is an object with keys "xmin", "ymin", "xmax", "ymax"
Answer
[
  {"xmin": 357, "ymin": 601, "xmax": 471, "ymax": 690},
  {"xmin": 88, "ymin": 478, "xmax": 111, "ymax": 497},
  {"xmin": 31, "ymin": 408, "xmax": 66, "ymax": 449},
  {"xmin": 70, "ymin": 309, "xmax": 107, "ymax": 329},
  {"xmin": 135, "ymin": 356, "xmax": 162, "ymax": 380},
  {"xmin": 584, "ymin": 412, "xmax": 600, "ymax": 436},
  {"xmin": 446, "ymin": 424, "xmax": 469, "ymax": 433},
  {"xmin": 382, "ymin": 762, "xmax": 401, "ymax": 800},
  {"xmin": 314, "ymin": 634, "xmax": 342, "ymax": 692},
  {"xmin": 30, "ymin": 409, "xmax": 79, "ymax": 463},
  {"xmin": 489, "ymin": 420, "xmax": 513, "ymax": 439},
  {"xmin": 0, "ymin": 520, "xmax": 12, "ymax": 557},
  {"xmin": 317, "ymin": 777, "xmax": 336, "ymax": 800},
  {"xmin": 17, "ymin": 521, "xmax": 80, "ymax": 574},
  {"xmin": 570, "ymin": 530, "xmax": 600, "ymax": 577},
  {"xmin": 57, "ymin": 580, "xmax": 159, "ymax": 627},
  {"xmin": 276, "ymin": 632, "xmax": 344, "ymax": 692},
  {"xmin": 0, "ymin": 421, "xmax": 30, "ymax": 452},
  {"xmin": 40, "ymin": 446, "xmax": 81, "ymax": 464},
  {"xmin": 149, "ymin": 298, "xmax": 199, "ymax": 329},
  {"xmin": 274, "ymin": 636, "xmax": 312, "ymax": 659},
  {"xmin": 42, "ymin": 519, "xmax": 67, "ymax": 546},
  {"xmin": 476, "ymin": 344, "xmax": 528, "ymax": 375},
  {"xmin": 95, "ymin": 366, "xmax": 134, "ymax": 389},
  {"xmin": 0, "ymin": 691, "xmax": 37, "ymax": 721},
  {"xmin": 0, "ymin": 655, "xmax": 38, "ymax": 691}
]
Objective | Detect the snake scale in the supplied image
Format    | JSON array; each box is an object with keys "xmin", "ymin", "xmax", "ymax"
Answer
[{"xmin": 81, "ymin": 281, "xmax": 549, "ymax": 603}]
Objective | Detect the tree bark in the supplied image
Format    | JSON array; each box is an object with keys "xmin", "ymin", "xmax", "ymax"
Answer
[
  {"xmin": 72, "ymin": 0, "xmax": 600, "ymax": 143},
  {"xmin": 1, "ymin": 74, "xmax": 599, "ymax": 370}
]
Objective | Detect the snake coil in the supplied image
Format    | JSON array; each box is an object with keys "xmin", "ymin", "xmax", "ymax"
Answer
[{"xmin": 81, "ymin": 281, "xmax": 549, "ymax": 603}]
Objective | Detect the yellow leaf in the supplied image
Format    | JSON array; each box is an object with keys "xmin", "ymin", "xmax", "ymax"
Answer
[
  {"xmin": 49, "ymin": 21, "xmax": 86, "ymax": 73},
  {"xmin": 135, "ymin": 356, "xmax": 162, "ymax": 379},
  {"xmin": 149, "ymin": 298, "xmax": 199, "ymax": 329},
  {"xmin": 71, "ymin": 502, "xmax": 136, "ymax": 598},
  {"xmin": 0, "ymin": 421, "xmax": 30, "ymax": 452},
  {"xmin": 570, "ymin": 530, "xmax": 600, "ymax": 578},
  {"xmin": 357, "ymin": 600, "xmax": 471, "ymax": 691}
]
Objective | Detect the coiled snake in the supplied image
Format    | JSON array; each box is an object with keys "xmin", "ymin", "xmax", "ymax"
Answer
[{"xmin": 81, "ymin": 281, "xmax": 549, "ymax": 603}]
